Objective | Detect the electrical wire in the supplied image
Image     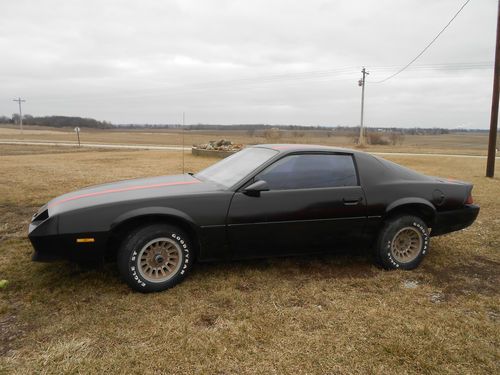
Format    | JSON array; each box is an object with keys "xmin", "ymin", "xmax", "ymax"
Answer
[
  {"xmin": 371, "ymin": 0, "xmax": 472, "ymax": 83},
  {"xmin": 27, "ymin": 60, "xmax": 492, "ymax": 104}
]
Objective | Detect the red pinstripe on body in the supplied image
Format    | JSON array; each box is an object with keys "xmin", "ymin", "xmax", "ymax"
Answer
[{"xmin": 48, "ymin": 180, "xmax": 201, "ymax": 207}]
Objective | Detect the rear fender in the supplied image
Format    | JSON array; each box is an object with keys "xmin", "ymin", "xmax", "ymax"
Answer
[{"xmin": 385, "ymin": 198, "xmax": 436, "ymax": 225}]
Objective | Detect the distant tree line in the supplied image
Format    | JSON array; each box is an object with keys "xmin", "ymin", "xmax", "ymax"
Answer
[
  {"xmin": 0, "ymin": 114, "xmax": 112, "ymax": 129},
  {"xmin": 0, "ymin": 114, "xmax": 487, "ymax": 133},
  {"xmin": 116, "ymin": 123, "xmax": 487, "ymax": 134}
]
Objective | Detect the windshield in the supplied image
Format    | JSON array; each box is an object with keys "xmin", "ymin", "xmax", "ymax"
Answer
[{"xmin": 195, "ymin": 147, "xmax": 278, "ymax": 188}]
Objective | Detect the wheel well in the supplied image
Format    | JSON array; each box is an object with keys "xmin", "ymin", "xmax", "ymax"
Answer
[
  {"xmin": 384, "ymin": 203, "xmax": 435, "ymax": 227},
  {"xmin": 105, "ymin": 214, "xmax": 200, "ymax": 261}
]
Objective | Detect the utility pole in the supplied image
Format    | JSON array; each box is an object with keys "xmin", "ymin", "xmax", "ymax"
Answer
[
  {"xmin": 358, "ymin": 68, "xmax": 369, "ymax": 145},
  {"xmin": 182, "ymin": 112, "xmax": 185, "ymax": 174},
  {"xmin": 74, "ymin": 127, "xmax": 81, "ymax": 147},
  {"xmin": 486, "ymin": 0, "xmax": 500, "ymax": 178},
  {"xmin": 13, "ymin": 97, "xmax": 26, "ymax": 134}
]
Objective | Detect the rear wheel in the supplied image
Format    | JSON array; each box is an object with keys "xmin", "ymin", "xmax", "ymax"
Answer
[
  {"xmin": 117, "ymin": 224, "xmax": 193, "ymax": 292},
  {"xmin": 374, "ymin": 215, "xmax": 429, "ymax": 270}
]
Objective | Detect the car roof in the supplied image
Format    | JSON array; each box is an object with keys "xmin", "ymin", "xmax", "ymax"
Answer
[
  {"xmin": 252, "ymin": 144, "xmax": 361, "ymax": 155},
  {"xmin": 250, "ymin": 144, "xmax": 434, "ymax": 184}
]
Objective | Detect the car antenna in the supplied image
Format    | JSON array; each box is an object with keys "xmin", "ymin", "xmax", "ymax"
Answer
[{"xmin": 182, "ymin": 111, "xmax": 185, "ymax": 174}]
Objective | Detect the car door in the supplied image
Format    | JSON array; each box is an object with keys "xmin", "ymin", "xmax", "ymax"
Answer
[{"xmin": 226, "ymin": 152, "xmax": 367, "ymax": 259}]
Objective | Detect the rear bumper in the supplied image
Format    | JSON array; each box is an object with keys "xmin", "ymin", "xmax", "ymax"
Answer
[{"xmin": 431, "ymin": 204, "xmax": 480, "ymax": 236}]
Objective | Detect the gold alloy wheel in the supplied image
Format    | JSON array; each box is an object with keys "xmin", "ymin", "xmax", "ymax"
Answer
[
  {"xmin": 137, "ymin": 238, "xmax": 182, "ymax": 283},
  {"xmin": 390, "ymin": 227, "xmax": 423, "ymax": 263}
]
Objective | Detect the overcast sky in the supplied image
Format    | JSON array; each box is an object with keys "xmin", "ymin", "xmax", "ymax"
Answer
[{"xmin": 0, "ymin": 0, "xmax": 497, "ymax": 128}]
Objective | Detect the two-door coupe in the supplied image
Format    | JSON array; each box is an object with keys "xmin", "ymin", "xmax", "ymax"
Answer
[{"xmin": 29, "ymin": 144, "xmax": 479, "ymax": 292}]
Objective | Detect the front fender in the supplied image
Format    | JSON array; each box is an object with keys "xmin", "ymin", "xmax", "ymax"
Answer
[{"xmin": 110, "ymin": 206, "xmax": 198, "ymax": 230}]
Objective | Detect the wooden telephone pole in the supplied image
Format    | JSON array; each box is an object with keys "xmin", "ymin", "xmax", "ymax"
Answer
[
  {"xmin": 358, "ymin": 67, "xmax": 369, "ymax": 145},
  {"xmin": 486, "ymin": 0, "xmax": 500, "ymax": 178},
  {"xmin": 13, "ymin": 97, "xmax": 26, "ymax": 134}
]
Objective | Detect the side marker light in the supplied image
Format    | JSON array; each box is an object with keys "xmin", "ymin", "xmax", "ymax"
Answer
[{"xmin": 76, "ymin": 238, "xmax": 95, "ymax": 243}]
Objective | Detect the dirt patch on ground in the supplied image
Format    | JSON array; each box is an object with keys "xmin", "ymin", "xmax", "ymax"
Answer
[
  {"xmin": 196, "ymin": 312, "xmax": 219, "ymax": 328},
  {"xmin": 0, "ymin": 312, "xmax": 18, "ymax": 356},
  {"xmin": 424, "ymin": 256, "xmax": 500, "ymax": 299},
  {"xmin": 0, "ymin": 301, "xmax": 31, "ymax": 357},
  {"xmin": 235, "ymin": 281, "xmax": 255, "ymax": 292}
]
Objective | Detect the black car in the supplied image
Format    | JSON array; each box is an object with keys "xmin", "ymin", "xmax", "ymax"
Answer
[{"xmin": 29, "ymin": 144, "xmax": 479, "ymax": 292}]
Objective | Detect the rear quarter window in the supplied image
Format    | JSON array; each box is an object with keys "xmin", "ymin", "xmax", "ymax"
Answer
[{"xmin": 376, "ymin": 156, "xmax": 432, "ymax": 181}]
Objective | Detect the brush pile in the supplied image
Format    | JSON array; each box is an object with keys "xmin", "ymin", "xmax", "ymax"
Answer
[{"xmin": 194, "ymin": 139, "xmax": 244, "ymax": 151}]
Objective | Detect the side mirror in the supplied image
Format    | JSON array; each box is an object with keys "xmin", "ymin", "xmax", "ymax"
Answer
[{"xmin": 243, "ymin": 180, "xmax": 269, "ymax": 197}]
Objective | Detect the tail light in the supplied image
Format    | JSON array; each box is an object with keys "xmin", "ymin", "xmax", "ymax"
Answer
[{"xmin": 465, "ymin": 192, "xmax": 474, "ymax": 205}]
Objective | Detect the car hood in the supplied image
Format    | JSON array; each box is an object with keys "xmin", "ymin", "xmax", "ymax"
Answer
[{"xmin": 47, "ymin": 174, "xmax": 221, "ymax": 215}]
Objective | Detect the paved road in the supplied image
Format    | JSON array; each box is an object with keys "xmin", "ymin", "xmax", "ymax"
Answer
[
  {"xmin": 371, "ymin": 151, "xmax": 497, "ymax": 159},
  {"xmin": 0, "ymin": 139, "xmax": 498, "ymax": 159},
  {"xmin": 0, "ymin": 140, "xmax": 186, "ymax": 151}
]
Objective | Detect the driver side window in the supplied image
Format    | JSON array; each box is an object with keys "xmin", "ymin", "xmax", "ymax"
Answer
[{"xmin": 255, "ymin": 154, "xmax": 357, "ymax": 190}]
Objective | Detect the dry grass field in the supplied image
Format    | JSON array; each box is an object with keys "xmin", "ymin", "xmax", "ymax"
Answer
[
  {"xmin": 0, "ymin": 139, "xmax": 499, "ymax": 374},
  {"xmin": 0, "ymin": 124, "xmax": 492, "ymax": 156}
]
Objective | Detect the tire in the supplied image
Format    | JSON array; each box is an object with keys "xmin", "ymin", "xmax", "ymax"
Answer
[
  {"xmin": 117, "ymin": 223, "xmax": 193, "ymax": 293},
  {"xmin": 374, "ymin": 215, "xmax": 429, "ymax": 270}
]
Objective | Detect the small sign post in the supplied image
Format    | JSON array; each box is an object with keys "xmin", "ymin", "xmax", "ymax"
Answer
[{"xmin": 74, "ymin": 127, "xmax": 81, "ymax": 147}]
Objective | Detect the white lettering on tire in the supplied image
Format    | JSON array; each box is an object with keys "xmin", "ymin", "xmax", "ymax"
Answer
[
  {"xmin": 130, "ymin": 231, "xmax": 191, "ymax": 287},
  {"xmin": 385, "ymin": 220, "xmax": 429, "ymax": 268}
]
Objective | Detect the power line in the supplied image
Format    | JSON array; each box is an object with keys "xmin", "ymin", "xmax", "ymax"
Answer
[
  {"xmin": 372, "ymin": 0, "xmax": 472, "ymax": 84},
  {"xmin": 175, "ymin": 61, "xmax": 489, "ymax": 88},
  {"xmin": 30, "ymin": 61, "xmax": 492, "ymax": 104},
  {"xmin": 370, "ymin": 61, "xmax": 492, "ymax": 72}
]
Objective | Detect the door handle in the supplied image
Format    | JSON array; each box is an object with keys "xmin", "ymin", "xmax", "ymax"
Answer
[{"xmin": 343, "ymin": 197, "xmax": 362, "ymax": 206}]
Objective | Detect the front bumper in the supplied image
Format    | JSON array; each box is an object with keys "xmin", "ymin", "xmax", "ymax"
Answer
[
  {"xmin": 28, "ymin": 215, "xmax": 108, "ymax": 263},
  {"xmin": 29, "ymin": 233, "xmax": 108, "ymax": 262},
  {"xmin": 431, "ymin": 204, "xmax": 480, "ymax": 236}
]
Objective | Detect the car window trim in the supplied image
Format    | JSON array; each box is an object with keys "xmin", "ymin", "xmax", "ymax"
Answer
[{"xmin": 234, "ymin": 151, "xmax": 360, "ymax": 192}]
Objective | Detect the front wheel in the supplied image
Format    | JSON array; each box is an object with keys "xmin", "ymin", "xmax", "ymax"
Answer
[
  {"xmin": 117, "ymin": 224, "xmax": 193, "ymax": 292},
  {"xmin": 374, "ymin": 215, "xmax": 429, "ymax": 270}
]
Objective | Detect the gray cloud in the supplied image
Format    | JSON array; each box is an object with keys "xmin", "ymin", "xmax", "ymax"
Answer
[{"xmin": 0, "ymin": 0, "xmax": 496, "ymax": 128}]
